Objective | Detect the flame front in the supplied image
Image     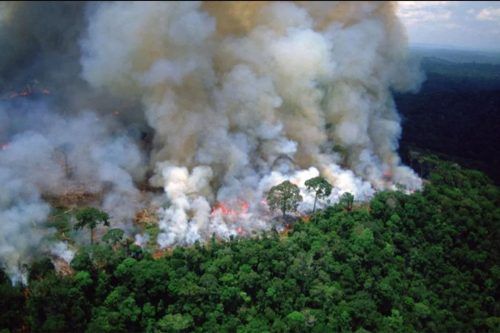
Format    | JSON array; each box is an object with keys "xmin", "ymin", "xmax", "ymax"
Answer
[
  {"xmin": 210, "ymin": 200, "xmax": 249, "ymax": 218},
  {"xmin": 0, "ymin": 1, "xmax": 424, "ymax": 282}
]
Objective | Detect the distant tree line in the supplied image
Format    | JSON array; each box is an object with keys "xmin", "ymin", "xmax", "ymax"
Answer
[{"xmin": 396, "ymin": 56, "xmax": 500, "ymax": 184}]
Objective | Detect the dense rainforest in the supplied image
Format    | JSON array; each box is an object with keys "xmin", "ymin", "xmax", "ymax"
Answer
[
  {"xmin": 1, "ymin": 156, "xmax": 498, "ymax": 332},
  {"xmin": 1, "ymin": 50, "xmax": 500, "ymax": 333},
  {"xmin": 397, "ymin": 53, "xmax": 500, "ymax": 184}
]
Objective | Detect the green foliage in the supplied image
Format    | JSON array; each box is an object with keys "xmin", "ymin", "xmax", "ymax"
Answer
[
  {"xmin": 46, "ymin": 208, "xmax": 72, "ymax": 240},
  {"xmin": 339, "ymin": 192, "xmax": 354, "ymax": 211},
  {"xmin": 0, "ymin": 271, "xmax": 25, "ymax": 331},
  {"xmin": 28, "ymin": 258, "xmax": 55, "ymax": 281},
  {"xmin": 102, "ymin": 228, "xmax": 125, "ymax": 245},
  {"xmin": 396, "ymin": 58, "xmax": 500, "ymax": 183},
  {"xmin": 74, "ymin": 207, "xmax": 110, "ymax": 244},
  {"xmin": 1, "ymin": 158, "xmax": 499, "ymax": 332},
  {"xmin": 305, "ymin": 176, "xmax": 332, "ymax": 213},
  {"xmin": 267, "ymin": 180, "xmax": 303, "ymax": 218},
  {"xmin": 157, "ymin": 313, "xmax": 194, "ymax": 332},
  {"xmin": 286, "ymin": 311, "xmax": 305, "ymax": 331}
]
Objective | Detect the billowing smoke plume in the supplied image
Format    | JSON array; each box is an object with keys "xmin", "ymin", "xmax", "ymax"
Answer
[
  {"xmin": 0, "ymin": 1, "xmax": 423, "ymax": 282},
  {"xmin": 80, "ymin": 1, "xmax": 422, "ymax": 244},
  {"xmin": 0, "ymin": 101, "xmax": 145, "ymax": 283}
]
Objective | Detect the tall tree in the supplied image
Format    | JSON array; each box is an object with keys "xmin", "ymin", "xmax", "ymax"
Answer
[
  {"xmin": 339, "ymin": 192, "xmax": 354, "ymax": 212},
  {"xmin": 267, "ymin": 180, "xmax": 302, "ymax": 218},
  {"xmin": 305, "ymin": 176, "xmax": 332, "ymax": 214},
  {"xmin": 74, "ymin": 207, "xmax": 110, "ymax": 245}
]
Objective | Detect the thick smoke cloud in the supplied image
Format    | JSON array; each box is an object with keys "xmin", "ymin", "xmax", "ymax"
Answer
[
  {"xmin": 0, "ymin": 1, "xmax": 423, "ymax": 282},
  {"xmin": 0, "ymin": 101, "xmax": 145, "ymax": 283},
  {"xmin": 81, "ymin": 1, "xmax": 422, "ymax": 245}
]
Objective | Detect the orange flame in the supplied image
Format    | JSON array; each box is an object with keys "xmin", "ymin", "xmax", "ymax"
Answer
[
  {"xmin": 210, "ymin": 200, "xmax": 249, "ymax": 217},
  {"xmin": 6, "ymin": 85, "xmax": 51, "ymax": 100},
  {"xmin": 279, "ymin": 223, "xmax": 293, "ymax": 238},
  {"xmin": 210, "ymin": 201, "xmax": 249, "ymax": 237}
]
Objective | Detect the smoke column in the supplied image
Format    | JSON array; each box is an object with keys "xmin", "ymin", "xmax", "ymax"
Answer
[{"xmin": 0, "ymin": 1, "xmax": 423, "ymax": 282}]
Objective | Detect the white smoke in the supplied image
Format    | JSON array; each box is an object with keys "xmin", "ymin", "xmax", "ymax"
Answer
[
  {"xmin": 50, "ymin": 241, "xmax": 75, "ymax": 264},
  {"xmin": 0, "ymin": 165, "xmax": 50, "ymax": 284},
  {"xmin": 155, "ymin": 164, "xmax": 214, "ymax": 247},
  {"xmin": 0, "ymin": 1, "xmax": 424, "ymax": 279},
  {"xmin": 0, "ymin": 102, "xmax": 144, "ymax": 282},
  {"xmin": 134, "ymin": 233, "xmax": 150, "ymax": 247},
  {"xmin": 80, "ymin": 1, "xmax": 422, "ymax": 248}
]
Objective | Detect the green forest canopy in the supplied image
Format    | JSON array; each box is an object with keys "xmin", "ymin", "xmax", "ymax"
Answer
[{"xmin": 0, "ymin": 157, "xmax": 499, "ymax": 332}]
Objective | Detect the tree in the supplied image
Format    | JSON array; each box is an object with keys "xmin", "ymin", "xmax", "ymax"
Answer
[
  {"xmin": 305, "ymin": 176, "xmax": 332, "ymax": 214},
  {"xmin": 157, "ymin": 313, "xmax": 194, "ymax": 332},
  {"xmin": 102, "ymin": 228, "xmax": 125, "ymax": 246},
  {"xmin": 0, "ymin": 270, "xmax": 25, "ymax": 332},
  {"xmin": 339, "ymin": 192, "xmax": 354, "ymax": 212},
  {"xmin": 5, "ymin": 155, "xmax": 500, "ymax": 333},
  {"xmin": 74, "ymin": 207, "xmax": 110, "ymax": 245},
  {"xmin": 267, "ymin": 180, "xmax": 302, "ymax": 218},
  {"xmin": 286, "ymin": 311, "xmax": 305, "ymax": 332}
]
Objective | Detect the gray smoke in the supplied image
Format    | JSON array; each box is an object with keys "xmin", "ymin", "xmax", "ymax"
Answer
[
  {"xmin": 0, "ymin": 1, "xmax": 423, "ymax": 282},
  {"xmin": 81, "ymin": 1, "xmax": 423, "ymax": 247},
  {"xmin": 0, "ymin": 101, "xmax": 144, "ymax": 283}
]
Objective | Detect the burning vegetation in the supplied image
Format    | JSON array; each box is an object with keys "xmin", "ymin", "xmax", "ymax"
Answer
[
  {"xmin": 0, "ymin": 3, "xmax": 498, "ymax": 333},
  {"xmin": 0, "ymin": 1, "xmax": 424, "ymax": 283},
  {"xmin": 210, "ymin": 201, "xmax": 250, "ymax": 218},
  {"xmin": 1, "ymin": 80, "xmax": 51, "ymax": 100}
]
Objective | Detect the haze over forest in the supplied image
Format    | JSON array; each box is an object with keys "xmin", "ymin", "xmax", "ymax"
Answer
[{"xmin": 0, "ymin": 2, "xmax": 498, "ymax": 332}]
